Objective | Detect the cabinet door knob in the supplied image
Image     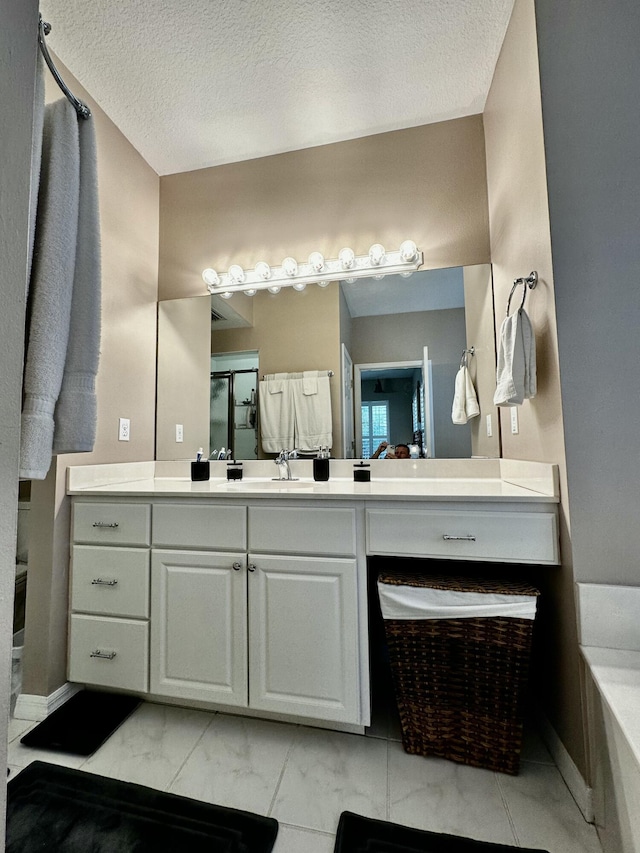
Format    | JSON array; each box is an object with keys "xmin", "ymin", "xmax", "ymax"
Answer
[
  {"xmin": 248, "ymin": 563, "xmax": 257, "ymax": 572},
  {"xmin": 232, "ymin": 562, "xmax": 242, "ymax": 571}
]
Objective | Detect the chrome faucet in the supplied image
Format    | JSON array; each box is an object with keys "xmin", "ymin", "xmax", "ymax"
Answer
[{"xmin": 274, "ymin": 449, "xmax": 297, "ymax": 481}]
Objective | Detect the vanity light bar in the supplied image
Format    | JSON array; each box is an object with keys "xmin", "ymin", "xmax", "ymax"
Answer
[{"xmin": 202, "ymin": 242, "xmax": 423, "ymax": 297}]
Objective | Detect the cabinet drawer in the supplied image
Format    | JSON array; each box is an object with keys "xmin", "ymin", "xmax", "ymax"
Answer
[
  {"xmin": 366, "ymin": 508, "xmax": 558, "ymax": 564},
  {"xmin": 73, "ymin": 502, "xmax": 150, "ymax": 546},
  {"xmin": 71, "ymin": 546, "xmax": 149, "ymax": 618},
  {"xmin": 68, "ymin": 614, "xmax": 148, "ymax": 692},
  {"xmin": 152, "ymin": 503, "xmax": 246, "ymax": 550},
  {"xmin": 248, "ymin": 506, "xmax": 357, "ymax": 556}
]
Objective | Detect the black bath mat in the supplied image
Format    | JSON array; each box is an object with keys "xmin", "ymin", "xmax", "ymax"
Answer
[
  {"xmin": 7, "ymin": 761, "xmax": 279, "ymax": 853},
  {"xmin": 334, "ymin": 812, "xmax": 549, "ymax": 852},
  {"xmin": 20, "ymin": 690, "xmax": 141, "ymax": 756}
]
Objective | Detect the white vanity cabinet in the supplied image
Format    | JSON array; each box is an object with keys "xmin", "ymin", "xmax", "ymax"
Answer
[
  {"xmin": 366, "ymin": 502, "xmax": 559, "ymax": 565},
  {"xmin": 148, "ymin": 500, "xmax": 366, "ymax": 726},
  {"xmin": 68, "ymin": 502, "xmax": 151, "ymax": 692},
  {"xmin": 246, "ymin": 504, "xmax": 362, "ymax": 724}
]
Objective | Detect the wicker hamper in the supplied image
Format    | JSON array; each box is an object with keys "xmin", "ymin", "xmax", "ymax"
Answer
[{"xmin": 378, "ymin": 571, "xmax": 540, "ymax": 775}]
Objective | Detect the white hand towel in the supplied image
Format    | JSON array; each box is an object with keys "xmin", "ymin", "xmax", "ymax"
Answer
[
  {"xmin": 493, "ymin": 309, "xmax": 537, "ymax": 406},
  {"xmin": 452, "ymin": 366, "xmax": 480, "ymax": 424},
  {"xmin": 302, "ymin": 370, "xmax": 319, "ymax": 395},
  {"xmin": 267, "ymin": 372, "xmax": 287, "ymax": 394},
  {"xmin": 464, "ymin": 367, "xmax": 480, "ymax": 419},
  {"xmin": 259, "ymin": 377, "xmax": 294, "ymax": 452},
  {"xmin": 493, "ymin": 313, "xmax": 525, "ymax": 406},
  {"xmin": 521, "ymin": 310, "xmax": 537, "ymax": 399},
  {"xmin": 291, "ymin": 374, "xmax": 333, "ymax": 450}
]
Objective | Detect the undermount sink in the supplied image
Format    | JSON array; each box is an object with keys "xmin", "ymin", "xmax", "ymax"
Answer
[{"xmin": 221, "ymin": 479, "xmax": 317, "ymax": 490}]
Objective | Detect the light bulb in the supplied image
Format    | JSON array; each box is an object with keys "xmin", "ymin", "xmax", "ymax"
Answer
[
  {"xmin": 267, "ymin": 285, "xmax": 281, "ymax": 294},
  {"xmin": 292, "ymin": 282, "xmax": 307, "ymax": 291},
  {"xmin": 345, "ymin": 277, "xmax": 356, "ymax": 284},
  {"xmin": 220, "ymin": 292, "xmax": 234, "ymax": 299},
  {"xmin": 308, "ymin": 251, "xmax": 325, "ymax": 272},
  {"xmin": 228, "ymin": 264, "xmax": 245, "ymax": 284},
  {"xmin": 317, "ymin": 281, "xmax": 329, "ymax": 287},
  {"xmin": 338, "ymin": 247, "xmax": 355, "ymax": 270},
  {"xmin": 255, "ymin": 261, "xmax": 271, "ymax": 280},
  {"xmin": 202, "ymin": 268, "xmax": 220, "ymax": 287},
  {"xmin": 368, "ymin": 243, "xmax": 386, "ymax": 266},
  {"xmin": 244, "ymin": 288, "xmax": 257, "ymax": 297},
  {"xmin": 400, "ymin": 271, "xmax": 414, "ymax": 278},
  {"xmin": 282, "ymin": 257, "xmax": 298, "ymax": 277},
  {"xmin": 373, "ymin": 274, "xmax": 385, "ymax": 280},
  {"xmin": 399, "ymin": 239, "xmax": 418, "ymax": 262}
]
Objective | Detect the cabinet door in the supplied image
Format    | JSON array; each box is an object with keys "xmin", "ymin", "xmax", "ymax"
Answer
[
  {"xmin": 248, "ymin": 553, "xmax": 360, "ymax": 724},
  {"xmin": 150, "ymin": 550, "xmax": 248, "ymax": 707}
]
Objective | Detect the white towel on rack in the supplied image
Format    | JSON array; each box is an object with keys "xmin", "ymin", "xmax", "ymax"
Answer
[
  {"xmin": 493, "ymin": 309, "xmax": 537, "ymax": 406},
  {"xmin": 451, "ymin": 365, "xmax": 480, "ymax": 424},
  {"xmin": 291, "ymin": 374, "xmax": 333, "ymax": 450},
  {"xmin": 302, "ymin": 370, "xmax": 318, "ymax": 395},
  {"xmin": 259, "ymin": 376, "xmax": 294, "ymax": 452}
]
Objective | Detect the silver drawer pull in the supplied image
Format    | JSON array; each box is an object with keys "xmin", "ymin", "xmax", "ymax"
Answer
[
  {"xmin": 90, "ymin": 650, "xmax": 117, "ymax": 660},
  {"xmin": 91, "ymin": 578, "xmax": 118, "ymax": 586},
  {"xmin": 92, "ymin": 521, "xmax": 119, "ymax": 528},
  {"xmin": 443, "ymin": 534, "xmax": 477, "ymax": 541}
]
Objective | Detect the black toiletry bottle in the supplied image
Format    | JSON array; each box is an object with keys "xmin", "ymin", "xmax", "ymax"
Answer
[
  {"xmin": 353, "ymin": 462, "xmax": 371, "ymax": 482},
  {"xmin": 227, "ymin": 461, "xmax": 243, "ymax": 481},
  {"xmin": 313, "ymin": 447, "xmax": 330, "ymax": 482}
]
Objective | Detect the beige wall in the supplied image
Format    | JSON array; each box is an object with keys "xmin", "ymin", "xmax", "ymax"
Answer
[
  {"xmin": 463, "ymin": 265, "xmax": 501, "ymax": 458},
  {"xmin": 156, "ymin": 297, "xmax": 211, "ymax": 459},
  {"xmin": 22, "ymin": 58, "xmax": 160, "ymax": 697},
  {"xmin": 483, "ymin": 0, "xmax": 583, "ymax": 775},
  {"xmin": 158, "ymin": 116, "xmax": 491, "ymax": 301}
]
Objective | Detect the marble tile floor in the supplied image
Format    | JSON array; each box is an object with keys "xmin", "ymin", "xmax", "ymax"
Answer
[{"xmin": 7, "ymin": 703, "xmax": 602, "ymax": 853}]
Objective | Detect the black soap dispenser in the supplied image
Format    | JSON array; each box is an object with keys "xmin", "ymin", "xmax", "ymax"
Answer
[
  {"xmin": 313, "ymin": 447, "xmax": 330, "ymax": 482},
  {"xmin": 353, "ymin": 461, "xmax": 371, "ymax": 482}
]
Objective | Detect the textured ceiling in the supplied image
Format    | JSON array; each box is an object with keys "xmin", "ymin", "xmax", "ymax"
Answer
[{"xmin": 39, "ymin": 0, "xmax": 514, "ymax": 176}]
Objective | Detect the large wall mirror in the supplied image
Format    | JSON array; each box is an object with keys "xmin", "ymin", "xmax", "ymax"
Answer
[{"xmin": 156, "ymin": 263, "xmax": 500, "ymax": 461}]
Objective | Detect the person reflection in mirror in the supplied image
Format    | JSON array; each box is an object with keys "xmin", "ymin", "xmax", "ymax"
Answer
[{"xmin": 371, "ymin": 442, "xmax": 411, "ymax": 459}]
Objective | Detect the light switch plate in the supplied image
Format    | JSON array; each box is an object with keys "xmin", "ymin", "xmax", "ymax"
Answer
[
  {"xmin": 510, "ymin": 407, "xmax": 519, "ymax": 434},
  {"xmin": 486, "ymin": 414, "xmax": 492, "ymax": 437},
  {"xmin": 175, "ymin": 424, "xmax": 184, "ymax": 442}
]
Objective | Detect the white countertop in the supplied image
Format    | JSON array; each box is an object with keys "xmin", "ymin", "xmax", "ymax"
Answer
[{"xmin": 66, "ymin": 459, "xmax": 560, "ymax": 503}]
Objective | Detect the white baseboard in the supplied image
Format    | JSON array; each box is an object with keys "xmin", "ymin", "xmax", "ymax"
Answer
[
  {"xmin": 537, "ymin": 709, "xmax": 594, "ymax": 823},
  {"xmin": 13, "ymin": 682, "xmax": 81, "ymax": 722}
]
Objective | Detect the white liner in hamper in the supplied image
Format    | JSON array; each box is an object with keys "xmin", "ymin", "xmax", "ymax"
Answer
[{"xmin": 377, "ymin": 582, "xmax": 538, "ymax": 621}]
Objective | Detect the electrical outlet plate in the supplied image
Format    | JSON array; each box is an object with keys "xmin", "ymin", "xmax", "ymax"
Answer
[
  {"xmin": 118, "ymin": 417, "xmax": 130, "ymax": 441},
  {"xmin": 486, "ymin": 414, "xmax": 492, "ymax": 437},
  {"xmin": 510, "ymin": 407, "xmax": 519, "ymax": 434},
  {"xmin": 175, "ymin": 424, "xmax": 184, "ymax": 442}
]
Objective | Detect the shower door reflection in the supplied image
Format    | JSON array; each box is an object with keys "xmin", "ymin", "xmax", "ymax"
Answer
[{"xmin": 210, "ymin": 364, "xmax": 259, "ymax": 459}]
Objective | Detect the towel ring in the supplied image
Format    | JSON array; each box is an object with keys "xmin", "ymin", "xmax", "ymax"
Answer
[
  {"xmin": 460, "ymin": 346, "xmax": 475, "ymax": 368},
  {"xmin": 506, "ymin": 271, "xmax": 538, "ymax": 316}
]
